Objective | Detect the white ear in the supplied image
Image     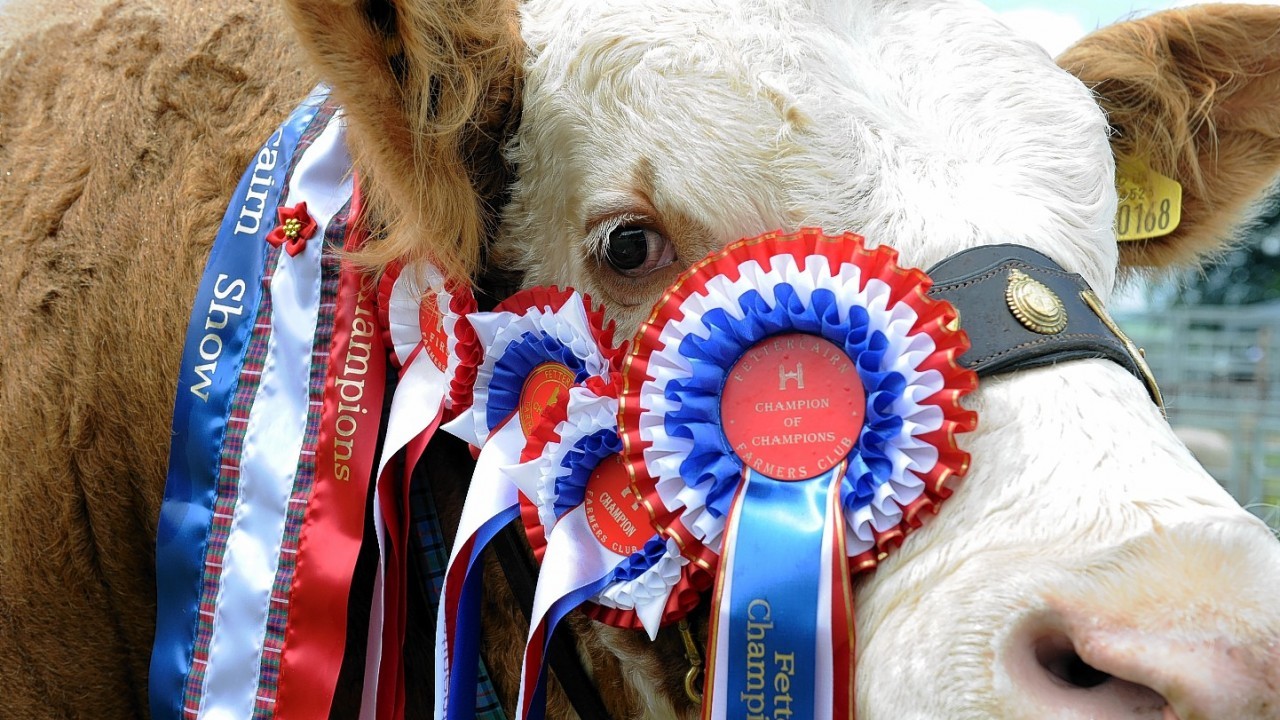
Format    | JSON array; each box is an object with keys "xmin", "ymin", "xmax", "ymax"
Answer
[{"xmin": 1059, "ymin": 4, "xmax": 1280, "ymax": 271}]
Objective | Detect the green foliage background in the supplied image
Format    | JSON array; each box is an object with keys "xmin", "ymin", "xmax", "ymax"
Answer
[{"xmin": 1175, "ymin": 199, "xmax": 1280, "ymax": 306}]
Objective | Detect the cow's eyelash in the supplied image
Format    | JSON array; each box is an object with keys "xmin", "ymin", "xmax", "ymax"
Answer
[{"xmin": 586, "ymin": 213, "xmax": 648, "ymax": 260}]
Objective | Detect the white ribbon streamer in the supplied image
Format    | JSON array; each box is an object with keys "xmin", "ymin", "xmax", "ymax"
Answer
[{"xmin": 198, "ymin": 114, "xmax": 353, "ymax": 720}]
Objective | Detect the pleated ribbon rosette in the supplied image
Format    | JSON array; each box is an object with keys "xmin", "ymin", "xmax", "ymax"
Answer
[
  {"xmin": 363, "ymin": 261, "xmax": 480, "ymax": 718},
  {"xmin": 618, "ymin": 229, "xmax": 977, "ymax": 720},
  {"xmin": 378, "ymin": 260, "xmax": 480, "ymax": 420},
  {"xmin": 435, "ymin": 288, "xmax": 620, "ymax": 720},
  {"xmin": 505, "ymin": 374, "xmax": 694, "ymax": 720}
]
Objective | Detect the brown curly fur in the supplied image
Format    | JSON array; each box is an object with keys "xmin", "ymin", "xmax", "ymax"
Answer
[
  {"xmin": 4, "ymin": 1, "xmax": 1280, "ymax": 718},
  {"xmin": 1058, "ymin": 3, "xmax": 1280, "ymax": 270},
  {"xmin": 0, "ymin": 2, "xmax": 311, "ymax": 716},
  {"xmin": 280, "ymin": 0, "xmax": 523, "ymax": 284}
]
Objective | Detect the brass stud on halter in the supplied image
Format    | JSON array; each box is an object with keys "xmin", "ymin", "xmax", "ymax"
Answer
[
  {"xmin": 679, "ymin": 619, "xmax": 704, "ymax": 705},
  {"xmin": 1006, "ymin": 269, "xmax": 1067, "ymax": 334}
]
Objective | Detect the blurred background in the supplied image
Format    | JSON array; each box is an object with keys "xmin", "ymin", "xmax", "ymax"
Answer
[{"xmin": 986, "ymin": 0, "xmax": 1280, "ymax": 526}]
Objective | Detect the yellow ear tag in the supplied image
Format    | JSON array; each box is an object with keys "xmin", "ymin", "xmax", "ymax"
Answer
[{"xmin": 1115, "ymin": 159, "xmax": 1182, "ymax": 242}]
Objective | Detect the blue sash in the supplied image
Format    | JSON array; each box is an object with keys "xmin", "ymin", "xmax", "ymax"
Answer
[{"xmin": 150, "ymin": 87, "xmax": 329, "ymax": 720}]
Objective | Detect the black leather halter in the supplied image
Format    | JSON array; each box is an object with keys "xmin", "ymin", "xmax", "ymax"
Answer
[
  {"xmin": 926, "ymin": 244, "xmax": 1163, "ymax": 407},
  {"xmin": 479, "ymin": 243, "xmax": 1163, "ymax": 720}
]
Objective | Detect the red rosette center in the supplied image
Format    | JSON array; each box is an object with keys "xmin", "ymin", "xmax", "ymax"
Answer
[{"xmin": 721, "ymin": 333, "xmax": 866, "ymax": 481}]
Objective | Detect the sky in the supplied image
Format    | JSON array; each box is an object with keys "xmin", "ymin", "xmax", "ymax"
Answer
[{"xmin": 983, "ymin": 0, "xmax": 1280, "ymax": 57}]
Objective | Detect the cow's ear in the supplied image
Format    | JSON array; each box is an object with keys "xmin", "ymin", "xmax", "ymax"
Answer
[
  {"xmin": 282, "ymin": 0, "xmax": 523, "ymax": 281},
  {"xmin": 1058, "ymin": 4, "xmax": 1280, "ymax": 271}
]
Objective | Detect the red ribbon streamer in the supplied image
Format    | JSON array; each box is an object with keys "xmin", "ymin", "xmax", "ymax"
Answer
[{"xmin": 275, "ymin": 180, "xmax": 388, "ymax": 720}]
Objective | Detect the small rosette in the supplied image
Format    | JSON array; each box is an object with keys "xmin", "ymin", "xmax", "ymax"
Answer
[
  {"xmin": 436, "ymin": 288, "xmax": 625, "ymax": 720},
  {"xmin": 441, "ymin": 287, "xmax": 621, "ymax": 449},
  {"xmin": 510, "ymin": 376, "xmax": 692, "ymax": 634},
  {"xmin": 517, "ymin": 377, "xmax": 623, "ymax": 545},
  {"xmin": 377, "ymin": 260, "xmax": 480, "ymax": 417},
  {"xmin": 619, "ymin": 228, "xmax": 977, "ymax": 577}
]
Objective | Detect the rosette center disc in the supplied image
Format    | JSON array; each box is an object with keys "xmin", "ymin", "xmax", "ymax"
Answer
[
  {"xmin": 720, "ymin": 333, "xmax": 866, "ymax": 481},
  {"xmin": 519, "ymin": 362, "xmax": 576, "ymax": 434},
  {"xmin": 583, "ymin": 454, "xmax": 650, "ymax": 556},
  {"xmin": 417, "ymin": 290, "xmax": 450, "ymax": 371}
]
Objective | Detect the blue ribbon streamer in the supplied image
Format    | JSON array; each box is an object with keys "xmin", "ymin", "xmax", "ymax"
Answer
[
  {"xmin": 454, "ymin": 328, "xmax": 599, "ymax": 718},
  {"xmin": 723, "ymin": 468, "xmax": 834, "ymax": 720},
  {"xmin": 447, "ymin": 505, "xmax": 522, "ymax": 720},
  {"xmin": 523, "ymin": 516, "xmax": 668, "ymax": 720},
  {"xmin": 150, "ymin": 86, "xmax": 329, "ymax": 720}
]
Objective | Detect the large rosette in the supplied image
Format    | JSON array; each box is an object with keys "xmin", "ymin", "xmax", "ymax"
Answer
[
  {"xmin": 621, "ymin": 229, "xmax": 976, "ymax": 574},
  {"xmin": 618, "ymin": 229, "xmax": 976, "ymax": 720}
]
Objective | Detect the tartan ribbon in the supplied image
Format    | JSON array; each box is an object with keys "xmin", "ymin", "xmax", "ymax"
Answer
[
  {"xmin": 409, "ymin": 474, "xmax": 508, "ymax": 719},
  {"xmin": 154, "ymin": 89, "xmax": 494, "ymax": 720},
  {"xmin": 153, "ymin": 88, "xmax": 390, "ymax": 720}
]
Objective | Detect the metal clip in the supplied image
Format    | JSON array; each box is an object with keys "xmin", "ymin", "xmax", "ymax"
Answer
[
  {"xmin": 679, "ymin": 619, "xmax": 704, "ymax": 705},
  {"xmin": 1081, "ymin": 290, "xmax": 1166, "ymax": 415}
]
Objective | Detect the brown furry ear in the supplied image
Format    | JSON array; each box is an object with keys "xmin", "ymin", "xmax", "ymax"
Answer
[
  {"xmin": 282, "ymin": 0, "xmax": 523, "ymax": 281},
  {"xmin": 1058, "ymin": 4, "xmax": 1280, "ymax": 271}
]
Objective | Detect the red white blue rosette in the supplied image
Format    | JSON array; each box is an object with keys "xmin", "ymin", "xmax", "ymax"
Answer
[
  {"xmin": 434, "ymin": 287, "xmax": 620, "ymax": 720},
  {"xmin": 619, "ymin": 229, "xmax": 976, "ymax": 720},
  {"xmin": 507, "ymin": 374, "xmax": 691, "ymax": 719},
  {"xmin": 513, "ymin": 376, "xmax": 694, "ymax": 631}
]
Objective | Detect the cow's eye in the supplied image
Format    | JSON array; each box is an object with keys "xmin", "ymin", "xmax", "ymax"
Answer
[{"xmin": 604, "ymin": 225, "xmax": 675, "ymax": 277}]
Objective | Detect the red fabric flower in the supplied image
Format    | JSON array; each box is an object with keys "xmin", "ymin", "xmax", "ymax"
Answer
[{"xmin": 265, "ymin": 202, "xmax": 318, "ymax": 257}]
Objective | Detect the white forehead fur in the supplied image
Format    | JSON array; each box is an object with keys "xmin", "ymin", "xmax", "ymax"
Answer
[{"xmin": 506, "ymin": 0, "xmax": 1118, "ymax": 305}]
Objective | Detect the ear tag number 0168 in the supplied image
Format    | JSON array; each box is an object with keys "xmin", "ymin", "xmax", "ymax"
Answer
[{"xmin": 1115, "ymin": 159, "xmax": 1182, "ymax": 242}]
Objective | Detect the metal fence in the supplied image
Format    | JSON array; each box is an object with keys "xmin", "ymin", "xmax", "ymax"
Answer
[{"xmin": 1115, "ymin": 303, "xmax": 1280, "ymax": 523}]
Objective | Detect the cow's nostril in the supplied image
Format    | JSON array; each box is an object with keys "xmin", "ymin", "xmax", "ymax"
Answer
[
  {"xmin": 1009, "ymin": 614, "xmax": 1176, "ymax": 718},
  {"xmin": 1034, "ymin": 632, "xmax": 1112, "ymax": 689}
]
